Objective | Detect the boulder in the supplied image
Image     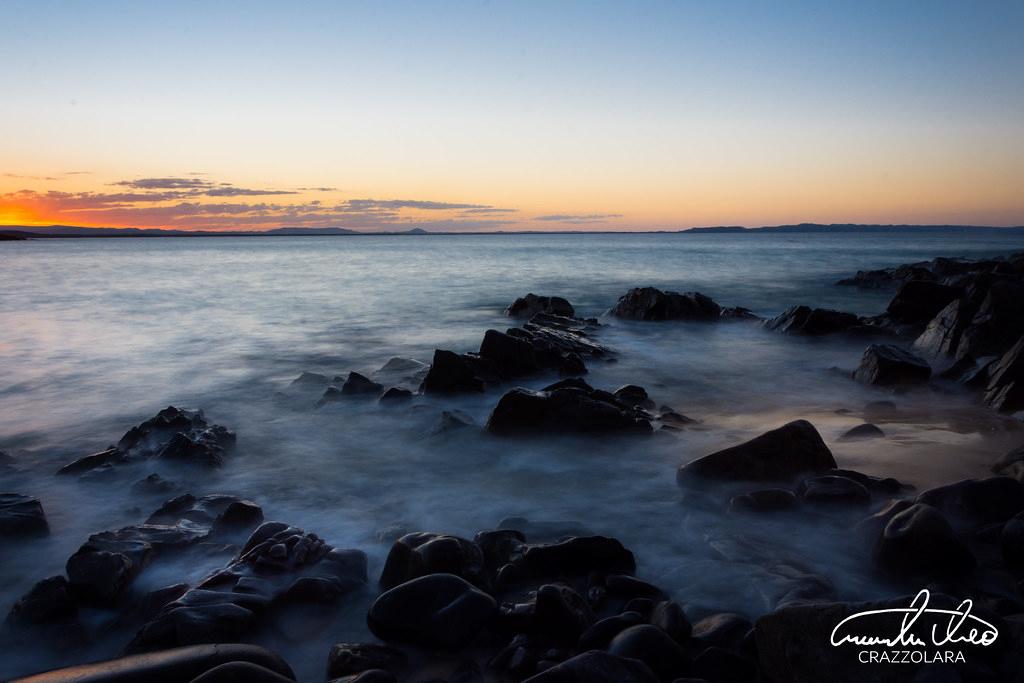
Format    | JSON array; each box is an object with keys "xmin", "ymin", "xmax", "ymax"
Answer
[
  {"xmin": 992, "ymin": 444, "xmax": 1024, "ymax": 481},
  {"xmin": 479, "ymin": 329, "xmax": 539, "ymax": 378},
  {"xmin": 915, "ymin": 278, "xmax": 1024, "ymax": 361},
  {"xmin": 728, "ymin": 488, "xmax": 798, "ymax": 513},
  {"xmin": 421, "ymin": 350, "xmax": 485, "ymax": 395},
  {"xmin": 57, "ymin": 447, "xmax": 128, "ymax": 476},
  {"xmin": 6, "ymin": 575, "xmax": 77, "ymax": 626},
  {"xmin": 578, "ymin": 613, "xmax": 644, "ymax": 651},
  {"xmin": 984, "ymin": 335, "xmax": 1024, "ymax": 413},
  {"xmin": 534, "ymin": 583, "xmax": 595, "ymax": 643},
  {"xmin": 610, "ymin": 287, "xmax": 721, "ymax": 321},
  {"xmin": 798, "ymin": 475, "xmax": 871, "ymax": 505},
  {"xmin": 326, "ymin": 643, "xmax": 407, "ymax": 680},
  {"xmin": 650, "ymin": 600, "xmax": 691, "ymax": 645},
  {"xmin": 289, "ymin": 371, "xmax": 330, "ymax": 387},
  {"xmin": 691, "ymin": 613, "xmax": 752, "ymax": 651},
  {"xmin": 516, "ymin": 536, "xmax": 636, "ymax": 579},
  {"xmin": 486, "ymin": 386, "xmax": 652, "ymax": 435},
  {"xmin": 340, "ymin": 372, "xmax": 384, "ymax": 396},
  {"xmin": 607, "ymin": 625, "xmax": 688, "ymax": 680},
  {"xmin": 431, "ymin": 410, "xmax": 477, "ymax": 435},
  {"xmin": 765, "ymin": 305, "xmax": 864, "ymax": 335},
  {"xmin": 379, "ymin": 387, "xmax": 413, "ymax": 403},
  {"xmin": 367, "ymin": 573, "xmax": 496, "ymax": 649},
  {"xmin": 155, "ymin": 426, "xmax": 236, "ymax": 468},
  {"xmin": 883, "ymin": 281, "xmax": 962, "ymax": 326},
  {"xmin": 691, "ymin": 647, "xmax": 758, "ymax": 683},
  {"xmin": 873, "ymin": 503, "xmax": 975, "ymax": 579},
  {"xmin": 613, "ymin": 385, "xmax": 655, "ymax": 409},
  {"xmin": 521, "ymin": 650, "xmax": 658, "ymax": 683},
  {"xmin": 678, "ymin": 420, "xmax": 836, "ymax": 483},
  {"xmin": 189, "ymin": 661, "xmax": 296, "ymax": 683},
  {"xmin": 839, "ymin": 423, "xmax": 884, "ymax": 440},
  {"xmin": 853, "ymin": 344, "xmax": 931, "ymax": 386},
  {"xmin": 379, "ymin": 532, "xmax": 486, "ymax": 590},
  {"xmin": 915, "ymin": 477, "xmax": 1024, "ymax": 527},
  {"xmin": 0, "ymin": 493, "xmax": 49, "ymax": 536},
  {"xmin": 506, "ymin": 294, "xmax": 575, "ymax": 318}
]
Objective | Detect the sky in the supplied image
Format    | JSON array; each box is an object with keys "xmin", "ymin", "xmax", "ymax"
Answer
[{"xmin": 1, "ymin": 0, "xmax": 1022, "ymax": 232}]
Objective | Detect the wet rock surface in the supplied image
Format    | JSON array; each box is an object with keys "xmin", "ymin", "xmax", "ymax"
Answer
[
  {"xmin": 765, "ymin": 305, "xmax": 868, "ymax": 336},
  {"xmin": 610, "ymin": 287, "xmax": 724, "ymax": 321},
  {"xmin": 853, "ymin": 344, "xmax": 932, "ymax": 386},
  {"xmin": 0, "ymin": 493, "xmax": 49, "ymax": 537},
  {"xmin": 486, "ymin": 381, "xmax": 653, "ymax": 435}
]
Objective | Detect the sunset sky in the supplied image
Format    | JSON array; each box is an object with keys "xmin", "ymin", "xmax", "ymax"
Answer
[{"xmin": 2, "ymin": 0, "xmax": 1022, "ymax": 232}]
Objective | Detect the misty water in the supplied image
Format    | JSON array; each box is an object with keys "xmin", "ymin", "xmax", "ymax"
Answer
[{"xmin": 2, "ymin": 231, "xmax": 1024, "ymax": 680}]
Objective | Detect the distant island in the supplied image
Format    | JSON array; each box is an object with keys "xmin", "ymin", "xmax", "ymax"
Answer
[{"xmin": 1, "ymin": 223, "xmax": 1023, "ymax": 239}]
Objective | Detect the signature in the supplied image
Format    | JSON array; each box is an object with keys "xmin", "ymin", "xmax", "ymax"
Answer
[{"xmin": 831, "ymin": 589, "xmax": 998, "ymax": 648}]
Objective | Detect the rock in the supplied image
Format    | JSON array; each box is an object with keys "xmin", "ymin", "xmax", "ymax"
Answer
[
  {"xmin": 6, "ymin": 575, "xmax": 77, "ymax": 626},
  {"xmin": 1001, "ymin": 512, "xmax": 1024, "ymax": 568},
  {"xmin": 605, "ymin": 574, "xmax": 663, "ymax": 600},
  {"xmin": 915, "ymin": 477, "xmax": 1024, "ymax": 527},
  {"xmin": 7, "ymin": 644, "xmax": 296, "ymax": 683},
  {"xmin": 507, "ymin": 294, "xmax": 575, "ymax": 318},
  {"xmin": 497, "ymin": 517, "xmax": 594, "ymax": 541},
  {"xmin": 873, "ymin": 503, "xmax": 975, "ymax": 579},
  {"xmin": 479, "ymin": 329, "xmax": 540, "ymax": 378},
  {"xmin": 379, "ymin": 532, "xmax": 486, "ymax": 590},
  {"xmin": 432, "ymin": 410, "xmax": 477, "ymax": 435},
  {"xmin": 691, "ymin": 646, "xmax": 757, "ymax": 683},
  {"xmin": 578, "ymin": 612, "xmax": 644, "ymax": 650},
  {"xmin": 765, "ymin": 305, "xmax": 864, "ymax": 335},
  {"xmin": 317, "ymin": 386, "xmax": 344, "ymax": 407},
  {"xmin": 883, "ymin": 281, "xmax": 962, "ymax": 327},
  {"xmin": 133, "ymin": 473, "xmax": 179, "ymax": 495},
  {"xmin": 915, "ymin": 277, "xmax": 1024, "ymax": 361},
  {"xmin": 837, "ymin": 262, "xmax": 935, "ymax": 288},
  {"xmin": 854, "ymin": 344, "xmax": 931, "ymax": 386},
  {"xmin": 984, "ymin": 335, "xmax": 1024, "ymax": 412},
  {"xmin": 118, "ymin": 406, "xmax": 214, "ymax": 456},
  {"xmin": 211, "ymin": 500, "xmax": 264, "ymax": 536},
  {"xmin": 729, "ymin": 488, "xmax": 798, "ymax": 514},
  {"xmin": 57, "ymin": 446, "xmax": 128, "ymax": 476},
  {"xmin": 341, "ymin": 372, "xmax": 385, "ymax": 396},
  {"xmin": 720, "ymin": 306, "xmax": 760, "ymax": 320},
  {"xmin": 840, "ymin": 423, "xmax": 885, "ymax": 440},
  {"xmin": 379, "ymin": 387, "xmax": 413, "ymax": 403},
  {"xmin": 610, "ymin": 287, "xmax": 721, "ymax": 321},
  {"xmin": 517, "ymin": 536, "xmax": 636, "ymax": 578},
  {"xmin": 128, "ymin": 522, "xmax": 366, "ymax": 652},
  {"xmin": 825, "ymin": 469, "xmax": 902, "ymax": 495},
  {"xmin": 367, "ymin": 573, "xmax": 496, "ymax": 649},
  {"xmin": 326, "ymin": 643, "xmax": 407, "ymax": 679},
  {"xmin": 486, "ymin": 385, "xmax": 652, "ymax": 435},
  {"xmin": 0, "ymin": 493, "xmax": 49, "ymax": 536},
  {"xmin": 613, "ymin": 385, "xmax": 655, "ymax": 409},
  {"xmin": 534, "ymin": 583, "xmax": 595, "ymax": 643},
  {"xmin": 992, "ymin": 444, "xmax": 1024, "ymax": 481},
  {"xmin": 421, "ymin": 350, "xmax": 485, "ymax": 395},
  {"xmin": 607, "ymin": 624, "xmax": 689, "ymax": 680},
  {"xmin": 331, "ymin": 670, "xmax": 398, "ymax": 683},
  {"xmin": 522, "ymin": 650, "xmax": 659, "ymax": 683},
  {"xmin": 156, "ymin": 426, "xmax": 236, "ymax": 467},
  {"xmin": 189, "ymin": 661, "xmax": 297, "ymax": 683},
  {"xmin": 650, "ymin": 600, "xmax": 691, "ymax": 645},
  {"xmin": 678, "ymin": 420, "xmax": 836, "ymax": 483},
  {"xmin": 290, "ymin": 371, "xmax": 330, "ymax": 387},
  {"xmin": 798, "ymin": 475, "xmax": 871, "ymax": 505},
  {"xmin": 691, "ymin": 613, "xmax": 752, "ymax": 651}
]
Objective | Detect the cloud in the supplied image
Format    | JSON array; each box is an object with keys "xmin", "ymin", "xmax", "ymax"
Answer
[
  {"xmin": 535, "ymin": 213, "xmax": 623, "ymax": 224},
  {"xmin": 460, "ymin": 207, "xmax": 518, "ymax": 215},
  {"xmin": 297, "ymin": 186, "xmax": 339, "ymax": 192},
  {"xmin": 3, "ymin": 173, "xmax": 59, "ymax": 181},
  {"xmin": 114, "ymin": 177, "xmax": 212, "ymax": 190},
  {"xmin": 343, "ymin": 199, "xmax": 493, "ymax": 211}
]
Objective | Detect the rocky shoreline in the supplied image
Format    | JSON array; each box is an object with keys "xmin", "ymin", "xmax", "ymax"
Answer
[{"xmin": 2, "ymin": 251, "xmax": 1024, "ymax": 682}]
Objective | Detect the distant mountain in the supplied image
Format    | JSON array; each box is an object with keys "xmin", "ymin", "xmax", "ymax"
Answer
[
  {"xmin": 0, "ymin": 225, "xmax": 427, "ymax": 238},
  {"xmin": 263, "ymin": 226, "xmax": 359, "ymax": 235}
]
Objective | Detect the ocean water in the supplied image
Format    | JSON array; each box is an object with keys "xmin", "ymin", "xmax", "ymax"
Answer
[{"xmin": 2, "ymin": 231, "xmax": 1023, "ymax": 680}]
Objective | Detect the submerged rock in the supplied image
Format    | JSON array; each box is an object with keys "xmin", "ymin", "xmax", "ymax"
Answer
[
  {"xmin": 0, "ymin": 493, "xmax": 49, "ymax": 537},
  {"xmin": 609, "ymin": 287, "xmax": 721, "ymax": 321},
  {"xmin": 853, "ymin": 344, "xmax": 931, "ymax": 386},
  {"xmin": 765, "ymin": 305, "xmax": 865, "ymax": 336},
  {"xmin": 678, "ymin": 419, "xmax": 836, "ymax": 483},
  {"xmin": 341, "ymin": 371, "xmax": 385, "ymax": 397},
  {"xmin": 839, "ymin": 423, "xmax": 884, "ymax": 440},
  {"xmin": 506, "ymin": 293, "xmax": 575, "ymax": 318},
  {"xmin": 486, "ymin": 384, "xmax": 652, "ymax": 435}
]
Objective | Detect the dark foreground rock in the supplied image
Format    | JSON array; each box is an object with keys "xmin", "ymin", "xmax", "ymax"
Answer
[
  {"xmin": 881, "ymin": 280, "xmax": 962, "ymax": 329},
  {"xmin": 57, "ymin": 407, "xmax": 236, "ymax": 475},
  {"xmin": 128, "ymin": 520, "xmax": 367, "ymax": 652},
  {"xmin": 678, "ymin": 419, "xmax": 836, "ymax": 483},
  {"xmin": 506, "ymin": 294, "xmax": 575, "ymax": 318},
  {"xmin": 326, "ymin": 643, "xmax": 407, "ymax": 680},
  {"xmin": 0, "ymin": 493, "xmax": 49, "ymax": 537},
  {"xmin": 873, "ymin": 503, "xmax": 975, "ymax": 579},
  {"xmin": 7, "ymin": 644, "xmax": 296, "ymax": 683},
  {"xmin": 522, "ymin": 650, "xmax": 658, "ymax": 682},
  {"xmin": 367, "ymin": 573, "xmax": 496, "ymax": 649},
  {"xmin": 609, "ymin": 287, "xmax": 723, "ymax": 321},
  {"xmin": 379, "ymin": 532, "xmax": 486, "ymax": 590},
  {"xmin": 853, "ymin": 344, "xmax": 931, "ymax": 386},
  {"xmin": 486, "ymin": 381, "xmax": 653, "ymax": 435}
]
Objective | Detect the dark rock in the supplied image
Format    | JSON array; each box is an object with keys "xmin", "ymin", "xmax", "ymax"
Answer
[
  {"xmin": 729, "ymin": 488, "xmax": 798, "ymax": 514},
  {"xmin": 854, "ymin": 344, "xmax": 931, "ymax": 386},
  {"xmin": 432, "ymin": 410, "xmax": 477, "ymax": 435},
  {"xmin": 765, "ymin": 305, "xmax": 864, "ymax": 335},
  {"xmin": 289, "ymin": 371, "xmax": 330, "ymax": 387},
  {"xmin": 486, "ymin": 386, "xmax": 652, "ymax": 435},
  {"xmin": 421, "ymin": 350, "xmax": 485, "ymax": 395},
  {"xmin": 607, "ymin": 624, "xmax": 689, "ymax": 680},
  {"xmin": 189, "ymin": 661, "xmax": 296, "ymax": 683},
  {"xmin": 678, "ymin": 420, "xmax": 836, "ymax": 483},
  {"xmin": 825, "ymin": 468, "xmax": 902, "ymax": 495},
  {"xmin": 915, "ymin": 477, "xmax": 1024, "ymax": 527},
  {"xmin": 691, "ymin": 646, "xmax": 757, "ymax": 683},
  {"xmin": 691, "ymin": 613, "xmax": 752, "ymax": 651},
  {"xmin": 331, "ymin": 671, "xmax": 398, "ymax": 683},
  {"xmin": 341, "ymin": 372, "xmax": 385, "ymax": 396},
  {"xmin": 379, "ymin": 387, "xmax": 413, "ymax": 403},
  {"xmin": 873, "ymin": 503, "xmax": 975, "ymax": 579},
  {"xmin": 1001, "ymin": 512, "xmax": 1024, "ymax": 569},
  {"xmin": 326, "ymin": 643, "xmax": 407, "ymax": 679},
  {"xmin": 367, "ymin": 573, "xmax": 496, "ymax": 649},
  {"xmin": 521, "ymin": 650, "xmax": 658, "ymax": 682},
  {"xmin": 992, "ymin": 444, "xmax": 1024, "ymax": 481},
  {"xmin": 479, "ymin": 329, "xmax": 540, "ymax": 377},
  {"xmin": 57, "ymin": 447, "xmax": 128, "ymax": 476},
  {"xmin": 211, "ymin": 500, "xmax": 264, "ymax": 536},
  {"xmin": 798, "ymin": 475, "xmax": 871, "ymax": 505},
  {"xmin": 8, "ymin": 644, "xmax": 296, "ymax": 683},
  {"xmin": 518, "ymin": 536, "xmax": 636, "ymax": 578},
  {"xmin": 507, "ymin": 294, "xmax": 575, "ymax": 318},
  {"xmin": 379, "ymin": 532, "xmax": 486, "ymax": 590},
  {"xmin": 984, "ymin": 335, "xmax": 1024, "ymax": 413},
  {"xmin": 720, "ymin": 306, "xmax": 760, "ymax": 320},
  {"xmin": 6, "ymin": 575, "xmax": 77, "ymax": 626},
  {"xmin": 915, "ymin": 277, "xmax": 1024, "ymax": 362},
  {"xmin": 622, "ymin": 598, "xmax": 654, "ymax": 618},
  {"xmin": 535, "ymin": 583, "xmax": 595, "ymax": 643},
  {"xmin": 651, "ymin": 600, "xmax": 691, "ymax": 645},
  {"xmin": 155, "ymin": 426, "xmax": 236, "ymax": 468},
  {"xmin": 578, "ymin": 612, "xmax": 644, "ymax": 650},
  {"xmin": 884, "ymin": 281, "xmax": 962, "ymax": 326},
  {"xmin": 605, "ymin": 574, "xmax": 663, "ymax": 600},
  {"xmin": 840, "ymin": 423, "xmax": 885, "ymax": 440},
  {"xmin": 557, "ymin": 352, "xmax": 587, "ymax": 377},
  {"xmin": 474, "ymin": 529, "xmax": 526, "ymax": 575},
  {"xmin": 132, "ymin": 473, "xmax": 179, "ymax": 495},
  {"xmin": 317, "ymin": 386, "xmax": 345, "ymax": 407},
  {"xmin": 613, "ymin": 385, "xmax": 655, "ymax": 409},
  {"xmin": 837, "ymin": 262, "xmax": 935, "ymax": 288},
  {"xmin": 118, "ymin": 406, "xmax": 210, "ymax": 454},
  {"xmin": 0, "ymin": 493, "xmax": 49, "ymax": 536},
  {"xmin": 497, "ymin": 517, "xmax": 594, "ymax": 541},
  {"xmin": 610, "ymin": 287, "xmax": 722, "ymax": 321}
]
